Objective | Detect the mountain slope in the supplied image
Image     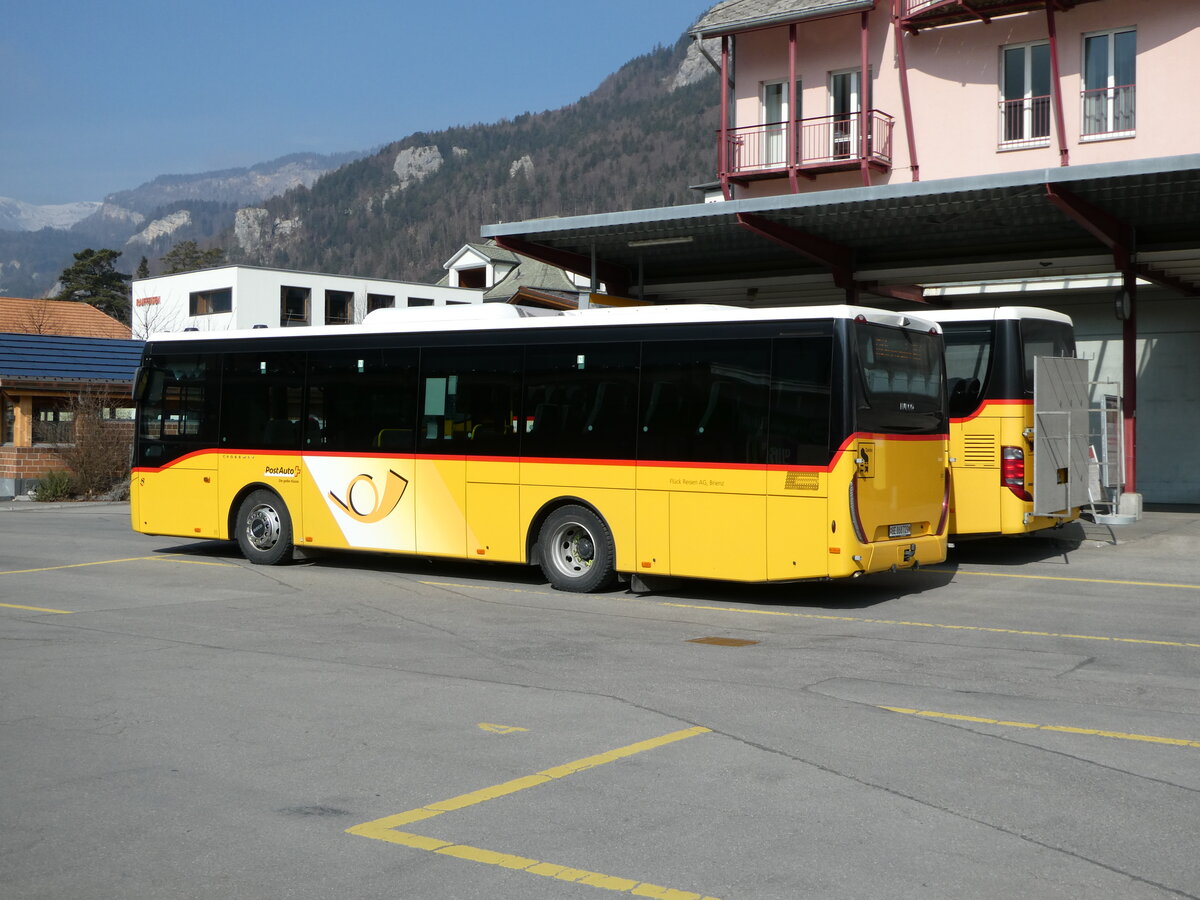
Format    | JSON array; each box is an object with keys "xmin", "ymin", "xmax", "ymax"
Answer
[
  {"xmin": 229, "ymin": 37, "xmax": 718, "ymax": 282},
  {"xmin": 0, "ymin": 151, "xmax": 367, "ymax": 297}
]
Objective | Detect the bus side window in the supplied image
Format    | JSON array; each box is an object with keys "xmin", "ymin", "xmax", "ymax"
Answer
[
  {"xmin": 523, "ymin": 343, "xmax": 639, "ymax": 461},
  {"xmin": 418, "ymin": 347, "xmax": 522, "ymax": 455},
  {"xmin": 639, "ymin": 339, "xmax": 770, "ymax": 465},
  {"xmin": 306, "ymin": 349, "xmax": 417, "ymax": 453},
  {"xmin": 769, "ymin": 335, "xmax": 833, "ymax": 467},
  {"xmin": 222, "ymin": 352, "xmax": 304, "ymax": 450}
]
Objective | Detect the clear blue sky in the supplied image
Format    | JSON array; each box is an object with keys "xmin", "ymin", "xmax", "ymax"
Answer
[{"xmin": 2, "ymin": 0, "xmax": 715, "ymax": 205}]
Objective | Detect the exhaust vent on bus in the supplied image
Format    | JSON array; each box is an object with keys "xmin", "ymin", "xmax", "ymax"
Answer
[{"xmin": 962, "ymin": 433, "xmax": 996, "ymax": 467}]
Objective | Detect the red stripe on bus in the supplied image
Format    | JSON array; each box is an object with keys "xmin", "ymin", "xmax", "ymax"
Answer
[
  {"xmin": 132, "ymin": 431, "xmax": 947, "ymax": 476},
  {"xmin": 951, "ymin": 398, "xmax": 1031, "ymax": 424}
]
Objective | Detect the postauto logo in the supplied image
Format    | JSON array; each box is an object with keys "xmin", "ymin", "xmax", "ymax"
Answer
[{"xmin": 328, "ymin": 470, "xmax": 408, "ymax": 524}]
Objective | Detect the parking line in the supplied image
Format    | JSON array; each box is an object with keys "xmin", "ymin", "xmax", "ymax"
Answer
[
  {"xmin": 924, "ymin": 568, "xmax": 1200, "ymax": 591},
  {"xmin": 0, "ymin": 554, "xmax": 237, "ymax": 576},
  {"xmin": 348, "ymin": 725, "xmax": 718, "ymax": 898},
  {"xmin": 0, "ymin": 601, "xmax": 74, "ymax": 614},
  {"xmin": 880, "ymin": 706, "xmax": 1200, "ymax": 749},
  {"xmin": 419, "ymin": 581, "xmax": 1200, "ymax": 651},
  {"xmin": 655, "ymin": 602, "xmax": 1200, "ymax": 650}
]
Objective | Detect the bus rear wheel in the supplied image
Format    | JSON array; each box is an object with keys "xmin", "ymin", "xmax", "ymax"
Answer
[
  {"xmin": 236, "ymin": 489, "xmax": 293, "ymax": 566},
  {"xmin": 538, "ymin": 505, "xmax": 616, "ymax": 593}
]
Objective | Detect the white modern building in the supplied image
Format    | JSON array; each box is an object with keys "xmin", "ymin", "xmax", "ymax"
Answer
[{"xmin": 131, "ymin": 266, "xmax": 483, "ymax": 337}]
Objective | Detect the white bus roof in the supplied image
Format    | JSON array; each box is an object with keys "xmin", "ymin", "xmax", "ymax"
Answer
[
  {"xmin": 921, "ymin": 306, "xmax": 1073, "ymax": 326},
  {"xmin": 148, "ymin": 302, "xmax": 943, "ymax": 343}
]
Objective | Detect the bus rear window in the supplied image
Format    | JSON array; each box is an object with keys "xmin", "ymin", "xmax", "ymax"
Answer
[
  {"xmin": 854, "ymin": 323, "xmax": 945, "ymax": 435},
  {"xmin": 942, "ymin": 322, "xmax": 994, "ymax": 418},
  {"xmin": 1020, "ymin": 320, "xmax": 1075, "ymax": 395}
]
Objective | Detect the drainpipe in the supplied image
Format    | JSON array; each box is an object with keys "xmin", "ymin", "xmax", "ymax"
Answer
[
  {"xmin": 860, "ymin": 11, "xmax": 871, "ymax": 186},
  {"xmin": 789, "ymin": 24, "xmax": 799, "ymax": 193},
  {"xmin": 1045, "ymin": 1, "xmax": 1070, "ymax": 166},
  {"xmin": 720, "ymin": 35, "xmax": 732, "ymax": 200},
  {"xmin": 1121, "ymin": 266, "xmax": 1137, "ymax": 494},
  {"xmin": 893, "ymin": 0, "xmax": 920, "ymax": 181}
]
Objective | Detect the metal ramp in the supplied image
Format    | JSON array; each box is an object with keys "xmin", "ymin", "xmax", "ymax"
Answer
[{"xmin": 1032, "ymin": 357, "xmax": 1090, "ymax": 517}]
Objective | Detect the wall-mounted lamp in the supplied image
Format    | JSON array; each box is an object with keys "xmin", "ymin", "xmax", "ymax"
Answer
[{"xmin": 1114, "ymin": 288, "xmax": 1132, "ymax": 321}]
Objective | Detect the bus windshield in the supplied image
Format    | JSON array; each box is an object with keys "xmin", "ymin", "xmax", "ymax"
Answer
[{"xmin": 853, "ymin": 322, "xmax": 945, "ymax": 435}]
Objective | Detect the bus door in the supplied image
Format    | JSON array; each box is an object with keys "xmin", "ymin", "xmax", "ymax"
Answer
[
  {"xmin": 637, "ymin": 339, "xmax": 771, "ymax": 582},
  {"xmin": 418, "ymin": 347, "xmax": 523, "ymax": 562},
  {"xmin": 133, "ymin": 356, "xmax": 222, "ymax": 539},
  {"xmin": 1032, "ymin": 356, "xmax": 1089, "ymax": 516},
  {"xmin": 301, "ymin": 349, "xmax": 418, "ymax": 555}
]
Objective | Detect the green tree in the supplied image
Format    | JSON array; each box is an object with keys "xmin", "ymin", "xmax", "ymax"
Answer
[
  {"xmin": 55, "ymin": 248, "xmax": 131, "ymax": 323},
  {"xmin": 136, "ymin": 256, "xmax": 150, "ymax": 279},
  {"xmin": 160, "ymin": 240, "xmax": 225, "ymax": 274}
]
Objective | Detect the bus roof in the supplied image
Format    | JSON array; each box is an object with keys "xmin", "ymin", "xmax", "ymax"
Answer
[
  {"xmin": 146, "ymin": 302, "xmax": 943, "ymax": 344},
  {"xmin": 921, "ymin": 306, "xmax": 1073, "ymax": 326}
]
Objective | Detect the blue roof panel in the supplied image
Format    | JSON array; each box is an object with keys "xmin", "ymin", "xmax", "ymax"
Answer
[{"xmin": 0, "ymin": 333, "xmax": 145, "ymax": 384}]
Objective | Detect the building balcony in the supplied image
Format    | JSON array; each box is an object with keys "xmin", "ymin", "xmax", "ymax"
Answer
[
  {"xmin": 719, "ymin": 111, "xmax": 894, "ymax": 186},
  {"xmin": 901, "ymin": 0, "xmax": 1101, "ymax": 30},
  {"xmin": 1081, "ymin": 84, "xmax": 1136, "ymax": 140},
  {"xmin": 998, "ymin": 95, "xmax": 1052, "ymax": 150}
]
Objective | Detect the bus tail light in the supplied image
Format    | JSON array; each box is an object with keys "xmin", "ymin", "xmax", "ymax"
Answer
[{"xmin": 1001, "ymin": 446, "xmax": 1032, "ymax": 501}]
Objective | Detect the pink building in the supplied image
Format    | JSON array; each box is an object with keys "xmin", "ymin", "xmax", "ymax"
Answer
[
  {"xmin": 484, "ymin": 1, "xmax": 1200, "ymax": 505},
  {"xmin": 694, "ymin": 0, "xmax": 1195, "ymax": 200}
]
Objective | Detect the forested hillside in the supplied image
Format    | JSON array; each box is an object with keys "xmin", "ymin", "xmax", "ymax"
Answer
[{"xmin": 229, "ymin": 38, "xmax": 718, "ymax": 281}]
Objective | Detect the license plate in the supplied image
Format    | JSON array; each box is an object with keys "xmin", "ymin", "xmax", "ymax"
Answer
[{"xmin": 888, "ymin": 523, "xmax": 912, "ymax": 538}]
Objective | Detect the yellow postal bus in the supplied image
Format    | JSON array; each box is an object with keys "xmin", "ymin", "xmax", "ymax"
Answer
[
  {"xmin": 132, "ymin": 304, "xmax": 948, "ymax": 590},
  {"xmin": 926, "ymin": 307, "xmax": 1084, "ymax": 538}
]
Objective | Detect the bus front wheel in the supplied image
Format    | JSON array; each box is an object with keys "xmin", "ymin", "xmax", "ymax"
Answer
[
  {"xmin": 537, "ymin": 505, "xmax": 616, "ymax": 593},
  {"xmin": 236, "ymin": 489, "xmax": 293, "ymax": 565}
]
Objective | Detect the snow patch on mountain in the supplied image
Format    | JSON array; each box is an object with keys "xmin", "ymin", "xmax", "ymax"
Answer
[{"xmin": 0, "ymin": 197, "xmax": 102, "ymax": 231}]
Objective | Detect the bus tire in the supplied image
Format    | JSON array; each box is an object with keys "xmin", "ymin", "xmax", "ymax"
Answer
[
  {"xmin": 537, "ymin": 505, "xmax": 616, "ymax": 593},
  {"xmin": 235, "ymin": 489, "xmax": 293, "ymax": 566}
]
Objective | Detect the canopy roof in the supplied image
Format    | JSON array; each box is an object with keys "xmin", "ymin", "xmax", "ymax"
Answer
[{"xmin": 482, "ymin": 155, "xmax": 1200, "ymax": 306}]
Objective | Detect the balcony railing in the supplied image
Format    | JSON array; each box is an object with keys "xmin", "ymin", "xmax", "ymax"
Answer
[
  {"xmin": 1081, "ymin": 84, "xmax": 1136, "ymax": 138},
  {"xmin": 901, "ymin": 0, "xmax": 1102, "ymax": 30},
  {"xmin": 998, "ymin": 94, "xmax": 1051, "ymax": 148},
  {"xmin": 721, "ymin": 111, "xmax": 894, "ymax": 182}
]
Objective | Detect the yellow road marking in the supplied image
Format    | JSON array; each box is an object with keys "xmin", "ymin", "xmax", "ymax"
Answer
[
  {"xmin": 657, "ymin": 602, "xmax": 1200, "ymax": 651},
  {"xmin": 348, "ymin": 725, "xmax": 717, "ymax": 898},
  {"xmin": 478, "ymin": 723, "xmax": 529, "ymax": 734},
  {"xmin": 0, "ymin": 601, "xmax": 74, "ymax": 614},
  {"xmin": 881, "ymin": 706, "xmax": 1200, "ymax": 748},
  {"xmin": 0, "ymin": 554, "xmax": 237, "ymax": 576},
  {"xmin": 924, "ymin": 567, "xmax": 1200, "ymax": 591},
  {"xmin": 420, "ymin": 580, "xmax": 1200, "ymax": 650}
]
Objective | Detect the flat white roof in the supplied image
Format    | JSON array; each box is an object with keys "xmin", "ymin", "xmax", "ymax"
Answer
[
  {"xmin": 922, "ymin": 306, "xmax": 1073, "ymax": 326},
  {"xmin": 149, "ymin": 302, "xmax": 943, "ymax": 343}
]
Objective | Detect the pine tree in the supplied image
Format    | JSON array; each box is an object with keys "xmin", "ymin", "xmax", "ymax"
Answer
[{"xmin": 55, "ymin": 248, "xmax": 131, "ymax": 323}]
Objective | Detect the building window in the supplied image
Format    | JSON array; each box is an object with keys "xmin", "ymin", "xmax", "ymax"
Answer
[
  {"xmin": 407, "ymin": 298, "xmax": 435, "ymax": 307},
  {"xmin": 280, "ymin": 286, "xmax": 310, "ymax": 327},
  {"xmin": 761, "ymin": 80, "xmax": 789, "ymax": 167},
  {"xmin": 32, "ymin": 400, "xmax": 72, "ymax": 444},
  {"xmin": 829, "ymin": 69, "xmax": 867, "ymax": 160},
  {"xmin": 325, "ymin": 290, "xmax": 353, "ymax": 325},
  {"xmin": 189, "ymin": 288, "xmax": 232, "ymax": 316},
  {"xmin": 457, "ymin": 267, "xmax": 487, "ymax": 288},
  {"xmin": 999, "ymin": 42, "xmax": 1051, "ymax": 148},
  {"xmin": 1082, "ymin": 28, "xmax": 1135, "ymax": 139},
  {"xmin": 367, "ymin": 293, "xmax": 395, "ymax": 313}
]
